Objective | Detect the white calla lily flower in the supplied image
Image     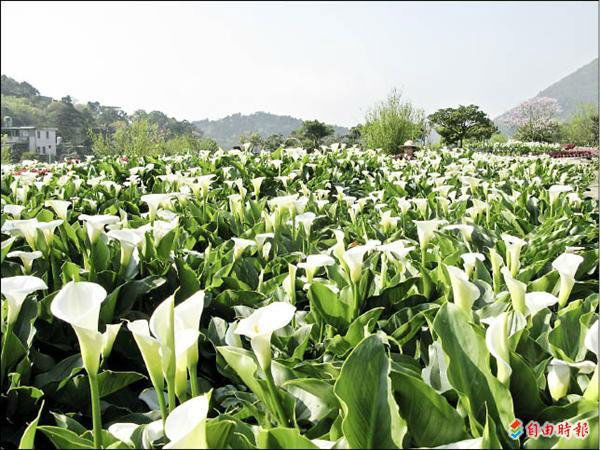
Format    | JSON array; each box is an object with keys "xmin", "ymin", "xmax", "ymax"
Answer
[
  {"xmin": 234, "ymin": 302, "xmax": 296, "ymax": 371},
  {"xmin": 44, "ymin": 200, "xmax": 71, "ymax": 220},
  {"xmin": 524, "ymin": 292, "xmax": 558, "ymax": 317},
  {"xmin": 414, "ymin": 219, "xmax": 445, "ymax": 251},
  {"xmin": 342, "ymin": 245, "xmax": 371, "ymax": 284},
  {"xmin": 107, "ymin": 229, "xmax": 143, "ymax": 267},
  {"xmin": 232, "ymin": 237, "xmax": 256, "ymax": 260},
  {"xmin": 584, "ymin": 320, "xmax": 598, "ymax": 402},
  {"xmin": 548, "ymin": 185, "xmax": 572, "ymax": 205},
  {"xmin": 174, "ymin": 290, "xmax": 205, "ymax": 396},
  {"xmin": 127, "ymin": 319, "xmax": 166, "ymax": 413},
  {"xmin": 141, "ymin": 194, "xmax": 174, "ymax": 221},
  {"xmin": 552, "ymin": 252, "xmax": 583, "ymax": 307},
  {"xmin": 376, "ymin": 240, "xmax": 415, "ymax": 261},
  {"xmin": 501, "ymin": 234, "xmax": 527, "ymax": 276},
  {"xmin": 254, "ymin": 233, "xmax": 274, "ymax": 252},
  {"xmin": 485, "ymin": 311, "xmax": 526, "ymax": 385},
  {"xmin": 164, "ymin": 392, "xmax": 211, "ymax": 449},
  {"xmin": 1, "ymin": 275, "xmax": 47, "ymax": 326},
  {"xmin": 251, "ymin": 177, "xmax": 265, "ymax": 198},
  {"xmin": 584, "ymin": 320, "xmax": 598, "ymax": 356},
  {"xmin": 547, "ymin": 359, "xmax": 570, "ymax": 401},
  {"xmin": 2, "ymin": 219, "xmax": 40, "ymax": 249},
  {"xmin": 461, "ymin": 252, "xmax": 484, "ymax": 278},
  {"xmin": 296, "ymin": 212, "xmax": 317, "ymax": 236},
  {"xmin": 79, "ymin": 214, "xmax": 120, "ymax": 244},
  {"xmin": 50, "ymin": 281, "xmax": 108, "ymax": 375},
  {"xmin": 197, "ymin": 174, "xmax": 216, "ymax": 198},
  {"xmin": 298, "ymin": 254, "xmax": 335, "ymax": 283},
  {"xmin": 3, "ymin": 204, "xmax": 26, "ymax": 218},
  {"xmin": 6, "ymin": 250, "xmax": 43, "ymax": 274}
]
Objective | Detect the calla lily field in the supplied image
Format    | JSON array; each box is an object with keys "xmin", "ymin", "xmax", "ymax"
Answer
[{"xmin": 0, "ymin": 145, "xmax": 598, "ymax": 449}]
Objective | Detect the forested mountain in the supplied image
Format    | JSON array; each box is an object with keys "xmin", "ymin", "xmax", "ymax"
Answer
[
  {"xmin": 1, "ymin": 75, "xmax": 198, "ymax": 150},
  {"xmin": 193, "ymin": 112, "xmax": 349, "ymax": 149}
]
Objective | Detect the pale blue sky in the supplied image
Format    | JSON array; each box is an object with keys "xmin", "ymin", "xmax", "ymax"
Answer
[{"xmin": 1, "ymin": 1, "xmax": 598, "ymax": 126}]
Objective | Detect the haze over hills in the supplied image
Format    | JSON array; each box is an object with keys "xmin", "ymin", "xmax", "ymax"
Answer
[
  {"xmin": 495, "ymin": 58, "xmax": 598, "ymax": 134},
  {"xmin": 192, "ymin": 112, "xmax": 349, "ymax": 149}
]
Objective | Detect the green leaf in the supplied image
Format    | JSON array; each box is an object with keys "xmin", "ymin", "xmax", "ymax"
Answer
[
  {"xmin": 548, "ymin": 299, "xmax": 595, "ymax": 362},
  {"xmin": 18, "ymin": 400, "xmax": 44, "ymax": 449},
  {"xmin": 481, "ymin": 405, "xmax": 503, "ymax": 449},
  {"xmin": 50, "ymin": 412, "xmax": 88, "ymax": 435},
  {"xmin": 432, "ymin": 303, "xmax": 515, "ymax": 442},
  {"xmin": 256, "ymin": 427, "xmax": 318, "ymax": 449},
  {"xmin": 34, "ymin": 354, "xmax": 83, "ymax": 392},
  {"xmin": 333, "ymin": 334, "xmax": 406, "ymax": 449},
  {"xmin": 37, "ymin": 426, "xmax": 94, "ymax": 449},
  {"xmin": 97, "ymin": 370, "xmax": 145, "ymax": 398},
  {"xmin": 175, "ymin": 258, "xmax": 200, "ymax": 301},
  {"xmin": 390, "ymin": 364, "xmax": 467, "ymax": 447},
  {"xmin": 308, "ymin": 282, "xmax": 352, "ymax": 331},
  {"xmin": 282, "ymin": 378, "xmax": 338, "ymax": 423},
  {"xmin": 206, "ymin": 418, "xmax": 236, "ymax": 449}
]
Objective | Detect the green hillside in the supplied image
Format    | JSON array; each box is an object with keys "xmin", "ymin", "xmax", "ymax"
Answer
[{"xmin": 193, "ymin": 112, "xmax": 348, "ymax": 149}]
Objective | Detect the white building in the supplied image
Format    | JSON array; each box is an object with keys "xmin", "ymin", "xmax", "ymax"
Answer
[{"xmin": 2, "ymin": 126, "xmax": 59, "ymax": 156}]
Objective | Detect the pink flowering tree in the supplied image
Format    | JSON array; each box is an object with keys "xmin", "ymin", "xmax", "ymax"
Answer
[{"xmin": 501, "ymin": 97, "xmax": 562, "ymax": 143}]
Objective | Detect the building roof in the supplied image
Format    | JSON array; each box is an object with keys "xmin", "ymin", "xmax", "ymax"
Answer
[{"xmin": 1, "ymin": 126, "xmax": 58, "ymax": 130}]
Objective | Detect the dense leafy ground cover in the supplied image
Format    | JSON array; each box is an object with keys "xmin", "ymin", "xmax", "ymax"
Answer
[{"xmin": 1, "ymin": 146, "xmax": 598, "ymax": 449}]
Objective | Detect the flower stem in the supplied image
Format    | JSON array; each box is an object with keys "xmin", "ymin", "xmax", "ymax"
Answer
[
  {"xmin": 88, "ymin": 373, "xmax": 103, "ymax": 448},
  {"xmin": 265, "ymin": 366, "xmax": 289, "ymax": 427},
  {"xmin": 0, "ymin": 322, "xmax": 14, "ymax": 388},
  {"xmin": 166, "ymin": 377, "xmax": 177, "ymax": 413},
  {"xmin": 189, "ymin": 364, "xmax": 199, "ymax": 398}
]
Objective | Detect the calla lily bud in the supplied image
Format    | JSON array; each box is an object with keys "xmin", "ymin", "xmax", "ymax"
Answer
[
  {"xmin": 101, "ymin": 323, "xmax": 122, "ymax": 359},
  {"xmin": 234, "ymin": 302, "xmax": 296, "ymax": 371},
  {"xmin": 547, "ymin": 359, "xmax": 570, "ymax": 401},
  {"xmin": 501, "ymin": 267, "xmax": 527, "ymax": 314},
  {"xmin": 552, "ymin": 252, "xmax": 583, "ymax": 307},
  {"xmin": 446, "ymin": 266, "xmax": 480, "ymax": 318},
  {"xmin": 283, "ymin": 264, "xmax": 297, "ymax": 303},
  {"xmin": 128, "ymin": 320, "xmax": 165, "ymax": 395}
]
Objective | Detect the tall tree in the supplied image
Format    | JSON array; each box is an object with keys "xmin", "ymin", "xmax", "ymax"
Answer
[
  {"xmin": 428, "ymin": 104, "xmax": 497, "ymax": 147},
  {"xmin": 291, "ymin": 120, "xmax": 334, "ymax": 149},
  {"xmin": 361, "ymin": 89, "xmax": 426, "ymax": 154}
]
